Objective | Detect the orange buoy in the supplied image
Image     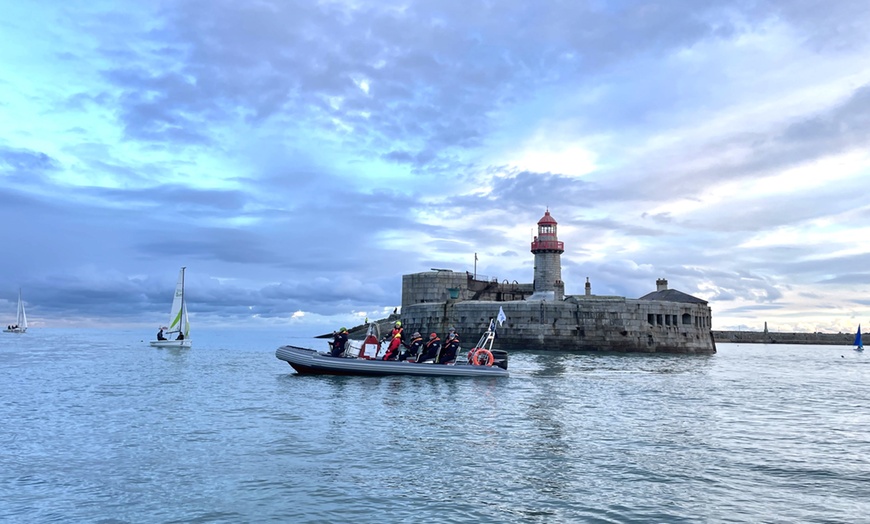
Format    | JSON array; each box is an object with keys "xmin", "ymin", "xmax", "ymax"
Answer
[{"xmin": 472, "ymin": 348, "xmax": 493, "ymax": 366}]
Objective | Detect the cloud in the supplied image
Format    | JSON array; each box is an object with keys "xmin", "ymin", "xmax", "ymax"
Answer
[{"xmin": 1, "ymin": 0, "xmax": 869, "ymax": 333}]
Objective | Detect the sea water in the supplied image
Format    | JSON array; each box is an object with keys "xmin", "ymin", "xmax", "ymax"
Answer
[{"xmin": 1, "ymin": 329, "xmax": 868, "ymax": 523}]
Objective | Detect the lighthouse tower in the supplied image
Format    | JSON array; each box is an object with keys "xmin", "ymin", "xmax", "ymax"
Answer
[{"xmin": 530, "ymin": 209, "xmax": 565, "ymax": 300}]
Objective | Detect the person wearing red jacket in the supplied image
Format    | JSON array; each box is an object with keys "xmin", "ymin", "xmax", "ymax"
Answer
[{"xmin": 382, "ymin": 321, "xmax": 404, "ymax": 360}]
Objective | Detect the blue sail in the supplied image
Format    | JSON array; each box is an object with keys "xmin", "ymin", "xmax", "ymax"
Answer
[{"xmin": 855, "ymin": 325, "xmax": 863, "ymax": 350}]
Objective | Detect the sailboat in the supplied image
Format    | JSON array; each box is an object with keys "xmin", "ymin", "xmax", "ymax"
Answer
[
  {"xmin": 855, "ymin": 324, "xmax": 864, "ymax": 352},
  {"xmin": 150, "ymin": 267, "xmax": 192, "ymax": 348},
  {"xmin": 3, "ymin": 289, "xmax": 27, "ymax": 333}
]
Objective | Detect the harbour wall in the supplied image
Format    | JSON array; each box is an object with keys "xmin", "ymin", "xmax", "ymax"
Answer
[{"xmin": 712, "ymin": 331, "xmax": 854, "ymax": 345}]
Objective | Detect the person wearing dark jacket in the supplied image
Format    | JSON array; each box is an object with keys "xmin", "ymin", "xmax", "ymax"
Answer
[
  {"xmin": 399, "ymin": 332, "xmax": 424, "ymax": 362},
  {"xmin": 157, "ymin": 328, "xmax": 166, "ymax": 341},
  {"xmin": 438, "ymin": 330, "xmax": 460, "ymax": 364},
  {"xmin": 330, "ymin": 327, "xmax": 349, "ymax": 357},
  {"xmin": 417, "ymin": 333, "xmax": 441, "ymax": 363}
]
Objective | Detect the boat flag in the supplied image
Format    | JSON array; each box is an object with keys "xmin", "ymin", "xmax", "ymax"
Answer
[{"xmin": 497, "ymin": 306, "xmax": 507, "ymax": 326}]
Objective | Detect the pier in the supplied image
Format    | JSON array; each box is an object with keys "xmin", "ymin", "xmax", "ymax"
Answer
[{"xmin": 712, "ymin": 331, "xmax": 854, "ymax": 345}]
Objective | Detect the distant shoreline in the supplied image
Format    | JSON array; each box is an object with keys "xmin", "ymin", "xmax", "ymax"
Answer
[
  {"xmin": 712, "ymin": 330, "xmax": 854, "ymax": 345},
  {"xmin": 341, "ymin": 320, "xmax": 857, "ymax": 347}
]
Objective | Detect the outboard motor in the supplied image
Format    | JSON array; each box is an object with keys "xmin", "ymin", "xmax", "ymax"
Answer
[{"xmin": 490, "ymin": 349, "xmax": 508, "ymax": 370}]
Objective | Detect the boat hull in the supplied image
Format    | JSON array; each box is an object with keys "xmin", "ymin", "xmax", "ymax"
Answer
[
  {"xmin": 3, "ymin": 328, "xmax": 26, "ymax": 333},
  {"xmin": 276, "ymin": 345, "xmax": 509, "ymax": 377},
  {"xmin": 150, "ymin": 339, "xmax": 192, "ymax": 348}
]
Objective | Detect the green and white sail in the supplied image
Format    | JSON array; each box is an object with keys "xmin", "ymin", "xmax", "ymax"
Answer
[{"xmin": 166, "ymin": 267, "xmax": 190, "ymax": 338}]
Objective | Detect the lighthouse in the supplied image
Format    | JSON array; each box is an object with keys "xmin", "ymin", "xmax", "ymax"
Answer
[{"xmin": 530, "ymin": 209, "xmax": 565, "ymax": 300}]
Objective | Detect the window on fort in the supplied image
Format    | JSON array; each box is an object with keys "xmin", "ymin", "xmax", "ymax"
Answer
[
  {"xmin": 682, "ymin": 313, "xmax": 692, "ymax": 325},
  {"xmin": 656, "ymin": 314, "xmax": 663, "ymax": 325},
  {"xmin": 665, "ymin": 315, "xmax": 671, "ymax": 326},
  {"xmin": 648, "ymin": 314, "xmax": 655, "ymax": 325}
]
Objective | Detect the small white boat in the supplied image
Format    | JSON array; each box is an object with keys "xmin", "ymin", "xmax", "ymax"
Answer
[
  {"xmin": 3, "ymin": 289, "xmax": 28, "ymax": 334},
  {"xmin": 150, "ymin": 267, "xmax": 191, "ymax": 348},
  {"xmin": 277, "ymin": 323, "xmax": 509, "ymax": 377}
]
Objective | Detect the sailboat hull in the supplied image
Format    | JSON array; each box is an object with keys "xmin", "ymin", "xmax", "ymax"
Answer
[
  {"xmin": 149, "ymin": 339, "xmax": 192, "ymax": 348},
  {"xmin": 3, "ymin": 328, "xmax": 26, "ymax": 333}
]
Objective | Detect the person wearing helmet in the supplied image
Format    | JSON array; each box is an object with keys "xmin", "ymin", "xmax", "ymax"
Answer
[
  {"xmin": 417, "ymin": 332, "xmax": 441, "ymax": 363},
  {"xmin": 382, "ymin": 321, "xmax": 404, "ymax": 360},
  {"xmin": 438, "ymin": 328, "xmax": 461, "ymax": 364},
  {"xmin": 399, "ymin": 331, "xmax": 424, "ymax": 362},
  {"xmin": 330, "ymin": 327, "xmax": 349, "ymax": 357}
]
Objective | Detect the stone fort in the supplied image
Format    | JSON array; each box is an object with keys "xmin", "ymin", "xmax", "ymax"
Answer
[{"xmin": 400, "ymin": 210, "xmax": 716, "ymax": 354}]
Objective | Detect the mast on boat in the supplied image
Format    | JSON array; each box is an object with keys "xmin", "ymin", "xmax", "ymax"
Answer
[{"xmin": 180, "ymin": 266, "xmax": 186, "ymax": 336}]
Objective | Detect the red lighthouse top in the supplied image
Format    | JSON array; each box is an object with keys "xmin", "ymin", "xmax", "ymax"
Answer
[
  {"xmin": 537, "ymin": 210, "xmax": 558, "ymax": 226},
  {"xmin": 531, "ymin": 209, "xmax": 564, "ymax": 253}
]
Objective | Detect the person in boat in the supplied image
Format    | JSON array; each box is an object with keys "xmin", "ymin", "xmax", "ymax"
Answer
[
  {"xmin": 399, "ymin": 331, "xmax": 424, "ymax": 362},
  {"xmin": 417, "ymin": 332, "xmax": 441, "ymax": 363},
  {"xmin": 157, "ymin": 328, "xmax": 166, "ymax": 341},
  {"xmin": 177, "ymin": 332, "xmax": 185, "ymax": 340},
  {"xmin": 438, "ymin": 328, "xmax": 461, "ymax": 364},
  {"xmin": 382, "ymin": 321, "xmax": 404, "ymax": 360},
  {"xmin": 330, "ymin": 327, "xmax": 349, "ymax": 357}
]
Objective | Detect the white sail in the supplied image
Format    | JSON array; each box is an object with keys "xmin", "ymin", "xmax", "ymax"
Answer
[
  {"xmin": 167, "ymin": 268, "xmax": 188, "ymax": 336},
  {"xmin": 17, "ymin": 290, "xmax": 27, "ymax": 330},
  {"xmin": 150, "ymin": 267, "xmax": 191, "ymax": 347},
  {"xmin": 180, "ymin": 298, "xmax": 190, "ymax": 338},
  {"xmin": 4, "ymin": 289, "xmax": 27, "ymax": 333}
]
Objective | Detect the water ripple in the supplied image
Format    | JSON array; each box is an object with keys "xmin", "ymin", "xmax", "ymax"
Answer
[{"xmin": 2, "ymin": 332, "xmax": 869, "ymax": 522}]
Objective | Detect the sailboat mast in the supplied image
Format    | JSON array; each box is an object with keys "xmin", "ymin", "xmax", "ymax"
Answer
[{"xmin": 180, "ymin": 266, "xmax": 186, "ymax": 332}]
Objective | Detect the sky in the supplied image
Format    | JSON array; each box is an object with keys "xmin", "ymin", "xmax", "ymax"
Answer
[{"xmin": 2, "ymin": 0, "xmax": 869, "ymax": 335}]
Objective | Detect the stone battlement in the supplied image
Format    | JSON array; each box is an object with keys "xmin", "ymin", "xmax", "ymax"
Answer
[{"xmin": 401, "ymin": 298, "xmax": 715, "ymax": 354}]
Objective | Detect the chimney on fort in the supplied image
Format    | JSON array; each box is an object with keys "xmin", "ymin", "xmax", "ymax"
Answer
[
  {"xmin": 656, "ymin": 278, "xmax": 668, "ymax": 292},
  {"xmin": 585, "ymin": 277, "xmax": 591, "ymax": 296}
]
